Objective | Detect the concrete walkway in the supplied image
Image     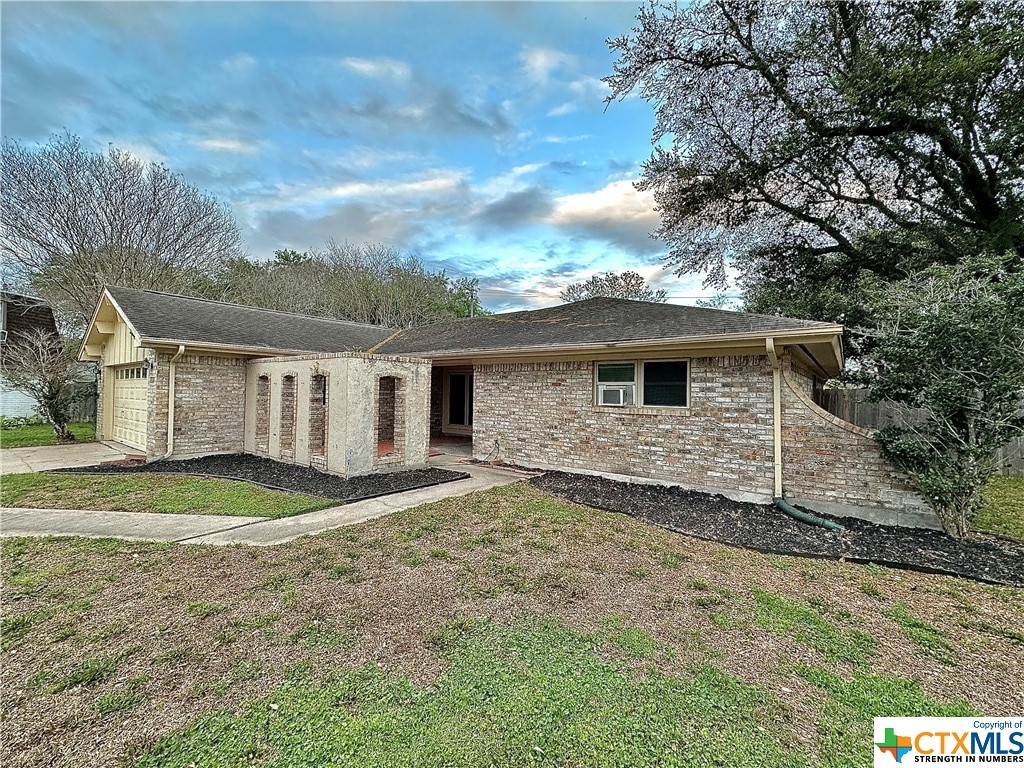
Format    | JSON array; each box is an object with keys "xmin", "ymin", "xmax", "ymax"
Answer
[
  {"xmin": 1, "ymin": 441, "xmax": 132, "ymax": 474},
  {"xmin": 0, "ymin": 461, "xmax": 522, "ymax": 546}
]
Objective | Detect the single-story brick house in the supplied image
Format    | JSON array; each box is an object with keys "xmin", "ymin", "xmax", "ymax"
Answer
[{"xmin": 80, "ymin": 286, "xmax": 933, "ymax": 527}]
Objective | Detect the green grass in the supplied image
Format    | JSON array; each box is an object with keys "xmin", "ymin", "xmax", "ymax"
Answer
[
  {"xmin": 752, "ymin": 589, "xmax": 877, "ymax": 665},
  {"xmin": 883, "ymin": 603, "xmax": 957, "ymax": 664},
  {"xmin": 796, "ymin": 665, "xmax": 976, "ymax": 767},
  {"xmin": 0, "ymin": 421, "xmax": 96, "ymax": 449},
  {"xmin": 977, "ymin": 476, "xmax": 1024, "ymax": 540},
  {"xmin": 96, "ymin": 690, "xmax": 143, "ymax": 714},
  {"xmin": 187, "ymin": 601, "xmax": 227, "ymax": 618},
  {"xmin": 289, "ymin": 619, "xmax": 356, "ymax": 650},
  {"xmin": 0, "ymin": 472, "xmax": 333, "ymax": 518},
  {"xmin": 136, "ymin": 617, "xmax": 806, "ymax": 768},
  {"xmin": 51, "ymin": 656, "xmax": 118, "ymax": 693}
]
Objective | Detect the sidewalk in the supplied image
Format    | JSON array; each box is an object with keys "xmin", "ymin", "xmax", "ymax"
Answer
[{"xmin": 0, "ymin": 461, "xmax": 522, "ymax": 546}]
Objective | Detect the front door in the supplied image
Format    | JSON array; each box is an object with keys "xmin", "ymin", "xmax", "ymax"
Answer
[{"xmin": 443, "ymin": 369, "xmax": 473, "ymax": 435}]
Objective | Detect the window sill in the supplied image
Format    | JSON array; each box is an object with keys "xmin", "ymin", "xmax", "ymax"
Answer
[{"xmin": 591, "ymin": 406, "xmax": 691, "ymax": 416}]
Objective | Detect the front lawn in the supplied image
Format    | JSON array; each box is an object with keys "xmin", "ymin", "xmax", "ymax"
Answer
[
  {"xmin": 0, "ymin": 421, "xmax": 96, "ymax": 449},
  {"xmin": 977, "ymin": 476, "xmax": 1024, "ymax": 540},
  {"xmin": 0, "ymin": 473, "xmax": 333, "ymax": 518},
  {"xmin": 2, "ymin": 484, "xmax": 1020, "ymax": 768}
]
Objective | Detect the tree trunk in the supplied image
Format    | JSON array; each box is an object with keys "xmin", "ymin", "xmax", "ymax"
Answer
[
  {"xmin": 50, "ymin": 420, "xmax": 75, "ymax": 442},
  {"xmin": 934, "ymin": 491, "xmax": 978, "ymax": 539}
]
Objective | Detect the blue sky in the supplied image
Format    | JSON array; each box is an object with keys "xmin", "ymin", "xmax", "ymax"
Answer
[{"xmin": 2, "ymin": 1, "xmax": 717, "ymax": 311}]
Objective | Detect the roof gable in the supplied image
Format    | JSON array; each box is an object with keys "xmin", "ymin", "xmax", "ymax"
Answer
[{"xmin": 85, "ymin": 287, "xmax": 395, "ymax": 356}]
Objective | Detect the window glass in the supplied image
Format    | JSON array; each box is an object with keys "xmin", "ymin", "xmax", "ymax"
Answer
[
  {"xmin": 597, "ymin": 362, "xmax": 635, "ymax": 383},
  {"xmin": 643, "ymin": 361, "xmax": 688, "ymax": 407}
]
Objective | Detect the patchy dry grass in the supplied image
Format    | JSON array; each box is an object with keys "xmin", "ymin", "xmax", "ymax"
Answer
[
  {"xmin": 2, "ymin": 484, "xmax": 1020, "ymax": 767},
  {"xmin": 0, "ymin": 473, "xmax": 333, "ymax": 518}
]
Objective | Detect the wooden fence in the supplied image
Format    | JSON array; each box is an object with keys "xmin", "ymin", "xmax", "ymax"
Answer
[
  {"xmin": 70, "ymin": 383, "xmax": 97, "ymax": 423},
  {"xmin": 820, "ymin": 388, "xmax": 1024, "ymax": 477}
]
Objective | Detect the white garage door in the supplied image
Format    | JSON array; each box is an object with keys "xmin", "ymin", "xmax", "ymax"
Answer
[{"xmin": 112, "ymin": 365, "xmax": 149, "ymax": 450}]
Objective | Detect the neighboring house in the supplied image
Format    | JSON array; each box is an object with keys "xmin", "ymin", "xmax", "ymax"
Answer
[
  {"xmin": 0, "ymin": 291, "xmax": 59, "ymax": 418},
  {"xmin": 80, "ymin": 286, "xmax": 933, "ymax": 528}
]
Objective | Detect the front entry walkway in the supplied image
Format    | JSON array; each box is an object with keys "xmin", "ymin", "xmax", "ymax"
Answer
[{"xmin": 0, "ymin": 459, "xmax": 521, "ymax": 547}]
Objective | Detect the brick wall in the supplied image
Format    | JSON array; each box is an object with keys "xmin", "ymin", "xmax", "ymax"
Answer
[
  {"xmin": 147, "ymin": 353, "xmax": 246, "ymax": 459},
  {"xmin": 308, "ymin": 373, "xmax": 327, "ymax": 469},
  {"xmin": 280, "ymin": 374, "xmax": 297, "ymax": 459},
  {"xmin": 95, "ymin": 367, "xmax": 105, "ymax": 441},
  {"xmin": 428, "ymin": 366, "xmax": 444, "ymax": 437},
  {"xmin": 377, "ymin": 375, "xmax": 396, "ymax": 442},
  {"xmin": 473, "ymin": 357, "xmax": 776, "ymax": 500},
  {"xmin": 255, "ymin": 375, "xmax": 270, "ymax": 454},
  {"xmin": 374, "ymin": 375, "xmax": 407, "ymax": 468},
  {"xmin": 780, "ymin": 363, "xmax": 935, "ymax": 527}
]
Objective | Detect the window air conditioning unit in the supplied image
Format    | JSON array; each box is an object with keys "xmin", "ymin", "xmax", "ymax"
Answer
[{"xmin": 598, "ymin": 384, "xmax": 633, "ymax": 407}]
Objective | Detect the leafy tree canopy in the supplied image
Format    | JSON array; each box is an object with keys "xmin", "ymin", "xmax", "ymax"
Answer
[
  {"xmin": 560, "ymin": 270, "xmax": 668, "ymax": 303},
  {"xmin": 216, "ymin": 242, "xmax": 487, "ymax": 328},
  {"xmin": 854, "ymin": 256, "xmax": 1024, "ymax": 538},
  {"xmin": 606, "ymin": 0, "xmax": 1024, "ymax": 295}
]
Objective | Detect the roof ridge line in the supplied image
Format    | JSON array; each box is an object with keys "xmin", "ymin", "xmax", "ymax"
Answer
[{"xmin": 366, "ymin": 328, "xmax": 407, "ymax": 354}]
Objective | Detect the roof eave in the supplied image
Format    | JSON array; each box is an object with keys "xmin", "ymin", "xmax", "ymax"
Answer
[
  {"xmin": 137, "ymin": 337, "xmax": 353, "ymax": 358},
  {"xmin": 402, "ymin": 325, "xmax": 844, "ymax": 360}
]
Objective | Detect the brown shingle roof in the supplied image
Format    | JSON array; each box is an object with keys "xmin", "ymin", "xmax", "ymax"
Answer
[
  {"xmin": 106, "ymin": 287, "xmax": 395, "ymax": 354},
  {"xmin": 375, "ymin": 297, "xmax": 840, "ymax": 356}
]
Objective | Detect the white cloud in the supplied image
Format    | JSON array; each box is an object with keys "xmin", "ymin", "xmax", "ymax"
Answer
[
  {"xmin": 222, "ymin": 53, "xmax": 257, "ymax": 74},
  {"xmin": 342, "ymin": 56, "xmax": 411, "ymax": 81},
  {"xmin": 254, "ymin": 169, "xmax": 468, "ymax": 211},
  {"xmin": 546, "ymin": 102, "xmax": 577, "ymax": 117},
  {"xmin": 547, "ymin": 77, "xmax": 607, "ymax": 117},
  {"xmin": 519, "ymin": 46, "xmax": 576, "ymax": 83},
  {"xmin": 544, "ymin": 180, "xmax": 662, "ymax": 254},
  {"xmin": 548, "ymin": 180, "xmax": 657, "ymax": 228},
  {"xmin": 114, "ymin": 142, "xmax": 169, "ymax": 166},
  {"xmin": 195, "ymin": 137, "xmax": 260, "ymax": 154},
  {"xmin": 302, "ymin": 147, "xmax": 425, "ymax": 172},
  {"xmin": 476, "ymin": 162, "xmax": 545, "ymax": 201},
  {"xmin": 542, "ymin": 134, "xmax": 592, "ymax": 145},
  {"xmin": 568, "ymin": 76, "xmax": 607, "ymax": 102}
]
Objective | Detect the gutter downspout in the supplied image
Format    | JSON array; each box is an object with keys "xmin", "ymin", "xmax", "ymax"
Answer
[
  {"xmin": 766, "ymin": 338, "xmax": 783, "ymax": 499},
  {"xmin": 766, "ymin": 338, "xmax": 845, "ymax": 532},
  {"xmin": 162, "ymin": 345, "xmax": 186, "ymax": 460}
]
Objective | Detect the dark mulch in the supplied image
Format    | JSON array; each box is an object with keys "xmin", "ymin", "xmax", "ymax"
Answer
[
  {"xmin": 531, "ymin": 471, "xmax": 1024, "ymax": 588},
  {"xmin": 53, "ymin": 453, "xmax": 469, "ymax": 503}
]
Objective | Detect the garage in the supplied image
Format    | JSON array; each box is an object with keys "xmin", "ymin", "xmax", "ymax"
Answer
[{"xmin": 111, "ymin": 364, "xmax": 149, "ymax": 450}]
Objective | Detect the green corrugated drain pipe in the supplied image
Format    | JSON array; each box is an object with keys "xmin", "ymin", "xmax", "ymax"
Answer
[
  {"xmin": 770, "ymin": 495, "xmax": 843, "ymax": 532},
  {"xmin": 773, "ymin": 497, "xmax": 845, "ymax": 532}
]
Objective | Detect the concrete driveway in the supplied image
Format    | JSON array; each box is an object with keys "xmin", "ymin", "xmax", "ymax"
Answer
[{"xmin": 1, "ymin": 441, "xmax": 131, "ymax": 474}]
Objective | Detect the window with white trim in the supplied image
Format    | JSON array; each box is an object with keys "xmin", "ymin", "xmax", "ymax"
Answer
[
  {"xmin": 595, "ymin": 360, "xmax": 689, "ymax": 408},
  {"xmin": 596, "ymin": 362, "xmax": 636, "ymax": 406},
  {"xmin": 643, "ymin": 360, "xmax": 688, "ymax": 407},
  {"xmin": 115, "ymin": 366, "xmax": 148, "ymax": 380}
]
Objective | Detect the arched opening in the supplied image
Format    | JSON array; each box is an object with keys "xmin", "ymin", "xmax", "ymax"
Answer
[
  {"xmin": 280, "ymin": 374, "xmax": 297, "ymax": 457},
  {"xmin": 309, "ymin": 373, "xmax": 328, "ymax": 467},
  {"xmin": 256, "ymin": 375, "xmax": 270, "ymax": 454},
  {"xmin": 376, "ymin": 376, "xmax": 397, "ymax": 458}
]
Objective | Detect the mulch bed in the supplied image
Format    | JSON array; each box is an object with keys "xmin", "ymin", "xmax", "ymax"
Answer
[
  {"xmin": 531, "ymin": 471, "xmax": 1024, "ymax": 588},
  {"xmin": 53, "ymin": 453, "xmax": 469, "ymax": 503}
]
